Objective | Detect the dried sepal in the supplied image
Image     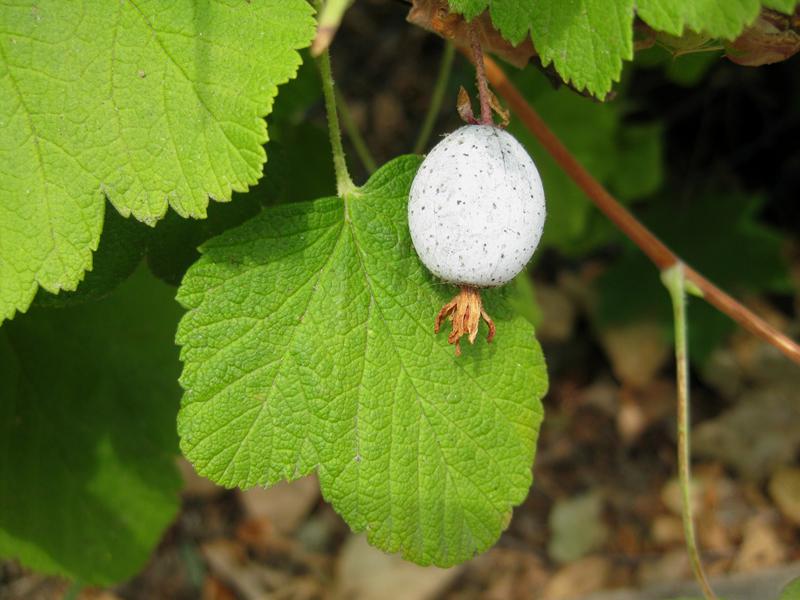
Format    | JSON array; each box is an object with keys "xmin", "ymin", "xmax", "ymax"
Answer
[
  {"xmin": 435, "ymin": 286, "xmax": 496, "ymax": 356},
  {"xmin": 457, "ymin": 86, "xmax": 508, "ymax": 127},
  {"xmin": 487, "ymin": 88, "xmax": 510, "ymax": 128},
  {"xmin": 457, "ymin": 86, "xmax": 478, "ymax": 124}
]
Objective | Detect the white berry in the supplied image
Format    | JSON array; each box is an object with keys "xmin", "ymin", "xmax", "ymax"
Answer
[{"xmin": 408, "ymin": 124, "xmax": 546, "ymax": 288}]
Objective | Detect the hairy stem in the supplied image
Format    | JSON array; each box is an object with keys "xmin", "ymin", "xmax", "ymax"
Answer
[
  {"xmin": 662, "ymin": 264, "xmax": 718, "ymax": 600},
  {"xmin": 336, "ymin": 88, "xmax": 377, "ymax": 173},
  {"xmin": 468, "ymin": 23, "xmax": 493, "ymax": 126},
  {"xmin": 480, "ymin": 54, "xmax": 800, "ymax": 366},
  {"xmin": 315, "ymin": 38, "xmax": 356, "ymax": 196},
  {"xmin": 413, "ymin": 41, "xmax": 456, "ymax": 153}
]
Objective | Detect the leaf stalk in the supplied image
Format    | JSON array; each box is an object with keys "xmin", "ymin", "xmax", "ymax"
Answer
[
  {"xmin": 314, "ymin": 18, "xmax": 356, "ymax": 197},
  {"xmin": 662, "ymin": 264, "xmax": 718, "ymax": 600}
]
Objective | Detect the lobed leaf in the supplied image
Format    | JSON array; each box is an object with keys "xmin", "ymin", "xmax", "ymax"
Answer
[
  {"xmin": 447, "ymin": 0, "xmax": 633, "ymax": 97},
  {"xmin": 0, "ymin": 0, "xmax": 316, "ymax": 323},
  {"xmin": 445, "ymin": 0, "xmax": 791, "ymax": 97},
  {"xmin": 177, "ymin": 156, "xmax": 547, "ymax": 566}
]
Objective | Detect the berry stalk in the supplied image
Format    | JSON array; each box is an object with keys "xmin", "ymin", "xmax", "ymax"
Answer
[
  {"xmin": 314, "ymin": 4, "xmax": 356, "ymax": 197},
  {"xmin": 468, "ymin": 22, "xmax": 493, "ymax": 126}
]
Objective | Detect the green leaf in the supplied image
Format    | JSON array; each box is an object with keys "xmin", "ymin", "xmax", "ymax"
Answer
[
  {"xmin": 0, "ymin": 267, "xmax": 183, "ymax": 585},
  {"xmin": 448, "ymin": 0, "xmax": 634, "ymax": 97},
  {"xmin": 0, "ymin": 0, "xmax": 316, "ymax": 323},
  {"xmin": 636, "ymin": 0, "xmax": 761, "ymax": 38},
  {"xmin": 447, "ymin": 0, "xmax": 790, "ymax": 98},
  {"xmin": 33, "ymin": 205, "xmax": 151, "ymax": 307},
  {"xmin": 177, "ymin": 156, "xmax": 547, "ymax": 566},
  {"xmin": 530, "ymin": 0, "xmax": 635, "ymax": 98}
]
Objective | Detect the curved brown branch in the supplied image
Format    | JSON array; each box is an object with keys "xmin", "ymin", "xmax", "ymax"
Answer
[{"xmin": 481, "ymin": 55, "xmax": 800, "ymax": 367}]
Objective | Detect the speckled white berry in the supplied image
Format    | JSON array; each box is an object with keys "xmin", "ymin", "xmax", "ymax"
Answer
[{"xmin": 408, "ymin": 124, "xmax": 546, "ymax": 288}]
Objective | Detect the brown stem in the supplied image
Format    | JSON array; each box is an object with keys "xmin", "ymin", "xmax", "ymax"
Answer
[
  {"xmin": 468, "ymin": 23, "xmax": 493, "ymax": 125},
  {"xmin": 479, "ymin": 54, "xmax": 800, "ymax": 367}
]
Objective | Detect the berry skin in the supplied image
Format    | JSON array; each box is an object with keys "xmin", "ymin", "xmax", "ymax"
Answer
[
  {"xmin": 408, "ymin": 124, "xmax": 545, "ymax": 288},
  {"xmin": 408, "ymin": 124, "xmax": 546, "ymax": 354}
]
